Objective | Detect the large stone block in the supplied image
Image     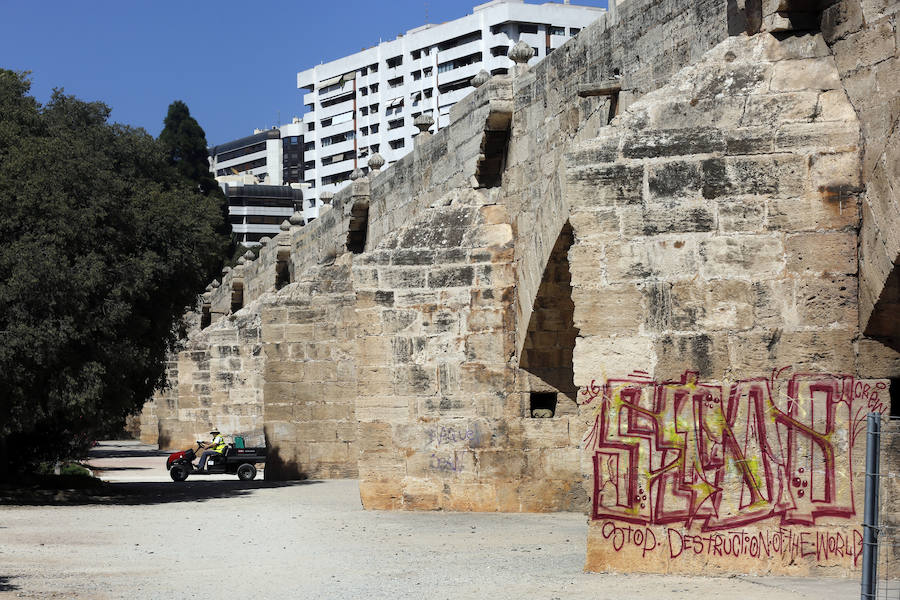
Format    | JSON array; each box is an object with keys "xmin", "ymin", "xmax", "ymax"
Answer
[
  {"xmin": 770, "ymin": 57, "xmax": 842, "ymax": 91},
  {"xmin": 785, "ymin": 232, "xmax": 857, "ymax": 275},
  {"xmin": 565, "ymin": 164, "xmax": 644, "ymax": 208},
  {"xmin": 574, "ymin": 336, "xmax": 654, "ymax": 385},
  {"xmin": 572, "ymin": 284, "xmax": 644, "ymax": 334},
  {"xmin": 699, "ymin": 235, "xmax": 785, "ymax": 279}
]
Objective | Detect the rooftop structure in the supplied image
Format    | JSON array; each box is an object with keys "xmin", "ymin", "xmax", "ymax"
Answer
[
  {"xmin": 219, "ymin": 178, "xmax": 303, "ymax": 246},
  {"xmin": 208, "ymin": 118, "xmax": 304, "ymax": 188}
]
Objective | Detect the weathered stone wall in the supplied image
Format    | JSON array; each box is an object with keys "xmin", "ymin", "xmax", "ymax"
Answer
[
  {"xmin": 507, "ymin": 0, "xmax": 736, "ymax": 363},
  {"xmin": 353, "ymin": 186, "xmax": 588, "ymax": 511},
  {"xmin": 260, "ymin": 261, "xmax": 359, "ymax": 480},
  {"xmin": 565, "ymin": 30, "xmax": 891, "ymax": 576},
  {"xmin": 147, "ymin": 309, "xmax": 265, "ymax": 450}
]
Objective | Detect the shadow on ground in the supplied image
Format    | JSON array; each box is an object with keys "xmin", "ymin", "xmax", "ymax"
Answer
[
  {"xmin": 0, "ymin": 575, "xmax": 18, "ymax": 592},
  {"xmin": 88, "ymin": 447, "xmax": 171, "ymax": 459},
  {"xmin": 0, "ymin": 479, "xmax": 320, "ymax": 507}
]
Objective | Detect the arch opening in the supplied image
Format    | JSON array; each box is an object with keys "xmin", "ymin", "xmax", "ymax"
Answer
[
  {"xmin": 347, "ymin": 201, "xmax": 369, "ymax": 254},
  {"xmin": 520, "ymin": 221, "xmax": 579, "ymax": 412}
]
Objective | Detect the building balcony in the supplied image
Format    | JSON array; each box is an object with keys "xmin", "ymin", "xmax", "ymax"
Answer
[
  {"xmin": 318, "ymin": 80, "xmax": 356, "ymax": 102},
  {"xmin": 228, "ymin": 206, "xmax": 294, "ymax": 217},
  {"xmin": 319, "ymin": 97, "xmax": 356, "ymax": 119},
  {"xmin": 319, "ymin": 157, "xmax": 356, "ymax": 178},
  {"xmin": 315, "ymin": 119, "xmax": 356, "ymax": 141},
  {"xmin": 436, "ymin": 38, "xmax": 483, "ymax": 64},
  {"xmin": 437, "ymin": 62, "xmax": 481, "ymax": 87},
  {"xmin": 319, "ymin": 138, "xmax": 356, "ymax": 158},
  {"xmin": 215, "ymin": 150, "xmax": 268, "ymax": 170},
  {"xmin": 231, "ymin": 223, "xmax": 284, "ymax": 235}
]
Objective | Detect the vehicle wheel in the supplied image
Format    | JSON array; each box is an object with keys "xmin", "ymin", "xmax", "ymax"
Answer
[
  {"xmin": 237, "ymin": 463, "xmax": 257, "ymax": 481},
  {"xmin": 170, "ymin": 464, "xmax": 189, "ymax": 482}
]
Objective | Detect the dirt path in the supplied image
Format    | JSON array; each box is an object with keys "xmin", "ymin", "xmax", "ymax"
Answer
[{"xmin": 0, "ymin": 441, "xmax": 859, "ymax": 599}]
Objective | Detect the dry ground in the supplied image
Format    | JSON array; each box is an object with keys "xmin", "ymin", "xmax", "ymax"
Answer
[{"xmin": 0, "ymin": 441, "xmax": 860, "ymax": 599}]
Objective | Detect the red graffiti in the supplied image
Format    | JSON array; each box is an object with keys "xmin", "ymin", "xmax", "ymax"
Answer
[{"xmin": 587, "ymin": 370, "xmax": 886, "ymax": 532}]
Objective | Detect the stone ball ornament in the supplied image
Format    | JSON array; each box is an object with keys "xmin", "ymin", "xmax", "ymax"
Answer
[
  {"xmin": 508, "ymin": 40, "xmax": 535, "ymax": 64},
  {"xmin": 414, "ymin": 112, "xmax": 435, "ymax": 134},
  {"xmin": 368, "ymin": 152, "xmax": 385, "ymax": 171},
  {"xmin": 471, "ymin": 70, "xmax": 490, "ymax": 88}
]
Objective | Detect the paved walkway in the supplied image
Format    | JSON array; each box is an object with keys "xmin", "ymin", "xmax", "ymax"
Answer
[{"xmin": 0, "ymin": 441, "xmax": 861, "ymax": 599}]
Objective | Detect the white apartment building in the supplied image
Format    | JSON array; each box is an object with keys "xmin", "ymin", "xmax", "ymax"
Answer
[{"xmin": 297, "ymin": 0, "xmax": 605, "ymax": 209}]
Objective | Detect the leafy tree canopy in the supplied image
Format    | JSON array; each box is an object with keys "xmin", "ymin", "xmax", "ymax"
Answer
[
  {"xmin": 0, "ymin": 71, "xmax": 229, "ymax": 474},
  {"xmin": 159, "ymin": 100, "xmax": 232, "ymax": 241},
  {"xmin": 159, "ymin": 100, "xmax": 217, "ymax": 195}
]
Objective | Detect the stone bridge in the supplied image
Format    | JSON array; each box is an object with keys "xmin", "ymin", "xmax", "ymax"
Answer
[{"xmin": 141, "ymin": 0, "xmax": 900, "ymax": 577}]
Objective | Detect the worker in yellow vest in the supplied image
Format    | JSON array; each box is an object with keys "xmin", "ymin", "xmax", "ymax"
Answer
[{"xmin": 197, "ymin": 429, "xmax": 226, "ymax": 471}]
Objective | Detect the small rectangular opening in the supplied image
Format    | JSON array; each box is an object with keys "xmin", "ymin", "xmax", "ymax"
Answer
[{"xmin": 530, "ymin": 392, "xmax": 557, "ymax": 418}]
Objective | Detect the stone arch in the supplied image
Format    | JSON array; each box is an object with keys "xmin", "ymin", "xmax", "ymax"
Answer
[
  {"xmin": 230, "ymin": 278, "xmax": 244, "ymax": 314},
  {"xmin": 275, "ymin": 246, "xmax": 291, "ymax": 290},
  {"xmin": 346, "ymin": 198, "xmax": 369, "ymax": 254},
  {"xmin": 864, "ymin": 265, "xmax": 900, "ymax": 352},
  {"xmin": 518, "ymin": 221, "xmax": 579, "ymax": 416}
]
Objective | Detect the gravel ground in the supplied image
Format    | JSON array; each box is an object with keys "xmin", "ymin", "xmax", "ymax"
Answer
[{"xmin": 0, "ymin": 441, "xmax": 859, "ymax": 599}]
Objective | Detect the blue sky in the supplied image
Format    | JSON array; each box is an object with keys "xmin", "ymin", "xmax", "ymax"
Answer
[{"xmin": 0, "ymin": 0, "xmax": 607, "ymax": 146}]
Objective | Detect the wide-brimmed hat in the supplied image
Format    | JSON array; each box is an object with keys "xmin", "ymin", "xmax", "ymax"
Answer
[{"xmin": 210, "ymin": 429, "xmax": 220, "ymax": 434}]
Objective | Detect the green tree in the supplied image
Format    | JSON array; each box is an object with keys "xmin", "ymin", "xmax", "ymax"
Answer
[
  {"xmin": 0, "ymin": 71, "xmax": 229, "ymax": 477},
  {"xmin": 159, "ymin": 100, "xmax": 232, "ymax": 241}
]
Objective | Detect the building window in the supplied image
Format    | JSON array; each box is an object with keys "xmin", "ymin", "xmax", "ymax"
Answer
[
  {"xmin": 308, "ymin": 198, "xmax": 317, "ymax": 208},
  {"xmin": 549, "ymin": 26, "xmax": 565, "ymax": 36},
  {"xmin": 437, "ymin": 52, "xmax": 481, "ymax": 74},
  {"xmin": 491, "ymin": 46, "xmax": 508, "ymax": 57},
  {"xmin": 387, "ymin": 55, "xmax": 403, "ymax": 68},
  {"xmin": 370, "ymin": 103, "xmax": 379, "ymax": 112},
  {"xmin": 322, "ymin": 171, "xmax": 353, "ymax": 186},
  {"xmin": 360, "ymin": 87, "xmax": 369, "ymax": 96},
  {"xmin": 360, "ymin": 106, "xmax": 369, "ymax": 116},
  {"xmin": 388, "ymin": 76, "xmax": 404, "ymax": 88},
  {"xmin": 216, "ymin": 141, "xmax": 267, "ymax": 163},
  {"xmin": 519, "ymin": 23, "xmax": 539, "ymax": 34},
  {"xmin": 321, "ymin": 92, "xmax": 354, "ymax": 108},
  {"xmin": 360, "ymin": 126, "xmax": 369, "ymax": 136},
  {"xmin": 370, "ymin": 124, "xmax": 379, "ymax": 134},
  {"xmin": 388, "ymin": 118, "xmax": 404, "ymax": 130},
  {"xmin": 412, "ymin": 70, "xmax": 422, "ymax": 81},
  {"xmin": 369, "ymin": 63, "xmax": 378, "ymax": 73},
  {"xmin": 411, "ymin": 49, "xmax": 421, "ymax": 60},
  {"xmin": 490, "ymin": 24, "xmax": 504, "ymax": 34},
  {"xmin": 389, "ymin": 138, "xmax": 405, "ymax": 149},
  {"xmin": 370, "ymin": 83, "xmax": 379, "ymax": 93},
  {"xmin": 438, "ymin": 77, "xmax": 472, "ymax": 94},
  {"xmin": 437, "ymin": 31, "xmax": 481, "ymax": 52},
  {"xmin": 308, "ymin": 122, "xmax": 315, "ymax": 131},
  {"xmin": 569, "ymin": 27, "xmax": 581, "ymax": 35}
]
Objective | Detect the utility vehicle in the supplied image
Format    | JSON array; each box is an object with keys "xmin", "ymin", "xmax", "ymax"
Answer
[{"xmin": 166, "ymin": 438, "xmax": 266, "ymax": 482}]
